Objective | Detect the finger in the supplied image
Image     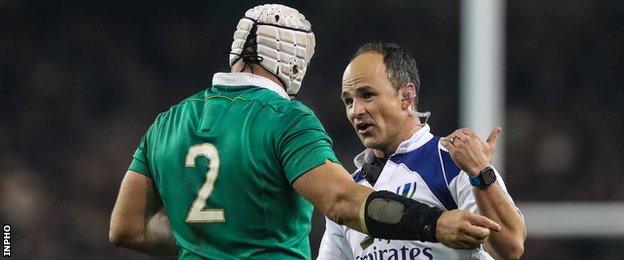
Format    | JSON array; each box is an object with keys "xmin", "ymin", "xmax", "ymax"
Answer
[
  {"xmin": 445, "ymin": 240, "xmax": 475, "ymax": 250},
  {"xmin": 443, "ymin": 241, "xmax": 471, "ymax": 250},
  {"xmin": 440, "ymin": 138, "xmax": 455, "ymax": 150},
  {"xmin": 467, "ymin": 214, "xmax": 502, "ymax": 231},
  {"xmin": 453, "ymin": 130, "xmax": 469, "ymax": 142},
  {"xmin": 458, "ymin": 235, "xmax": 483, "ymax": 249},
  {"xmin": 462, "ymin": 224, "xmax": 491, "ymax": 240},
  {"xmin": 486, "ymin": 127, "xmax": 501, "ymax": 148},
  {"xmin": 451, "ymin": 242, "xmax": 475, "ymax": 250},
  {"xmin": 460, "ymin": 127, "xmax": 473, "ymax": 136}
]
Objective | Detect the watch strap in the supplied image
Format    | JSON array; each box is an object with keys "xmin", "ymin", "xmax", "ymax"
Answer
[
  {"xmin": 469, "ymin": 166, "xmax": 496, "ymax": 188},
  {"xmin": 469, "ymin": 174, "xmax": 483, "ymax": 187}
]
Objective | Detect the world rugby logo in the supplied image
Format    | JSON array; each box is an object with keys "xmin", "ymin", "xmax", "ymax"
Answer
[{"xmin": 395, "ymin": 182, "xmax": 418, "ymax": 198}]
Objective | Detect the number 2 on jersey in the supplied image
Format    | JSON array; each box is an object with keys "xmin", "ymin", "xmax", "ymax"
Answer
[{"xmin": 185, "ymin": 143, "xmax": 225, "ymax": 223}]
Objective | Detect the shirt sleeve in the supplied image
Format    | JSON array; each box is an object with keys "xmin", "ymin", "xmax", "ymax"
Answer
[
  {"xmin": 128, "ymin": 133, "xmax": 152, "ymax": 178},
  {"xmin": 317, "ymin": 217, "xmax": 353, "ymax": 260},
  {"xmin": 278, "ymin": 112, "xmax": 339, "ymax": 184},
  {"xmin": 451, "ymin": 167, "xmax": 519, "ymax": 214}
]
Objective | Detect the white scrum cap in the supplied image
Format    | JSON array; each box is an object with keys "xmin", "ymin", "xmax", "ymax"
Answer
[{"xmin": 229, "ymin": 4, "xmax": 316, "ymax": 96}]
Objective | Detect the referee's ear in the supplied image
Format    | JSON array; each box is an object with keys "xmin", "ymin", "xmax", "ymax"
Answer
[{"xmin": 400, "ymin": 83, "xmax": 416, "ymax": 111}]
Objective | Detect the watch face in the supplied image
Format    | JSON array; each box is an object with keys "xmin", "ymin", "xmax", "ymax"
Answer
[{"xmin": 482, "ymin": 169, "xmax": 497, "ymax": 184}]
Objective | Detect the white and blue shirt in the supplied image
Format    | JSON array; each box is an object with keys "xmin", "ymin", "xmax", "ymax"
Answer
[{"xmin": 318, "ymin": 125, "xmax": 518, "ymax": 260}]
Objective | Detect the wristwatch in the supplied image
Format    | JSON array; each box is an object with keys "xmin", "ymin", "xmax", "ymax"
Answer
[{"xmin": 469, "ymin": 166, "xmax": 497, "ymax": 189}]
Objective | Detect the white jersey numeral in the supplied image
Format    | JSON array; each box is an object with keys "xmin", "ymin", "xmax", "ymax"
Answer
[{"xmin": 184, "ymin": 143, "xmax": 225, "ymax": 223}]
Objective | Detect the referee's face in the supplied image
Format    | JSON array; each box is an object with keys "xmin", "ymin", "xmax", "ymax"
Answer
[{"xmin": 341, "ymin": 53, "xmax": 405, "ymax": 155}]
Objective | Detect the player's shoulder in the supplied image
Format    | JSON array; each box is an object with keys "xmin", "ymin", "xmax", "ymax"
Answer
[
  {"xmin": 208, "ymin": 81, "xmax": 318, "ymax": 119},
  {"xmin": 254, "ymin": 94, "xmax": 320, "ymax": 126},
  {"xmin": 278, "ymin": 99, "xmax": 317, "ymax": 118},
  {"xmin": 255, "ymin": 91, "xmax": 314, "ymax": 114},
  {"xmin": 147, "ymin": 90, "xmax": 208, "ymax": 129}
]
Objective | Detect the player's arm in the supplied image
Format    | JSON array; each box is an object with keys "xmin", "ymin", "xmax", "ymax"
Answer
[
  {"xmin": 292, "ymin": 160, "xmax": 502, "ymax": 248},
  {"xmin": 109, "ymin": 170, "xmax": 178, "ymax": 256},
  {"xmin": 281, "ymin": 112, "xmax": 500, "ymax": 248},
  {"xmin": 441, "ymin": 128, "xmax": 527, "ymax": 259}
]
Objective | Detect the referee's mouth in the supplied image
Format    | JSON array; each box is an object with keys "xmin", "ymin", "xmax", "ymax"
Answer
[{"xmin": 355, "ymin": 122, "xmax": 374, "ymax": 135}]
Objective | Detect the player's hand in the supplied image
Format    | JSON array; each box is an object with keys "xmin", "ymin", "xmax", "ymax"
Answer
[
  {"xmin": 436, "ymin": 209, "xmax": 501, "ymax": 249},
  {"xmin": 440, "ymin": 127, "xmax": 501, "ymax": 176}
]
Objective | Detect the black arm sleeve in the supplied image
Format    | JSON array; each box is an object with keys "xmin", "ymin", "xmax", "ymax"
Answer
[{"xmin": 364, "ymin": 190, "xmax": 443, "ymax": 242}]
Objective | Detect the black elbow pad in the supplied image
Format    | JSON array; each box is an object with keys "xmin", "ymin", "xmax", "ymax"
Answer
[{"xmin": 364, "ymin": 190, "xmax": 443, "ymax": 242}]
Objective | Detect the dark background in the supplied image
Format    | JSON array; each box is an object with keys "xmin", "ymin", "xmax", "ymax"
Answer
[{"xmin": 1, "ymin": 0, "xmax": 623, "ymax": 259}]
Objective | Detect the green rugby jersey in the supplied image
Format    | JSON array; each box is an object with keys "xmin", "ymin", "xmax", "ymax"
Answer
[{"xmin": 129, "ymin": 73, "xmax": 339, "ymax": 259}]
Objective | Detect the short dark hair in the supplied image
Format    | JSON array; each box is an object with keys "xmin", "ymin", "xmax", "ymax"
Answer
[{"xmin": 352, "ymin": 43, "xmax": 421, "ymax": 108}]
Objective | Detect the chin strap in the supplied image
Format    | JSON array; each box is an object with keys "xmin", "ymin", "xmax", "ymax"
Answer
[{"xmin": 230, "ymin": 51, "xmax": 264, "ymax": 74}]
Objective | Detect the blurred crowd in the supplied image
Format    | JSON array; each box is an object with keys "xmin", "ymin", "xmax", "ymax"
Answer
[{"xmin": 1, "ymin": 0, "xmax": 622, "ymax": 259}]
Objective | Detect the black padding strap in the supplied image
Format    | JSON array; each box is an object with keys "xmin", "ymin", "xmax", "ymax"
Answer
[
  {"xmin": 364, "ymin": 190, "xmax": 443, "ymax": 242},
  {"xmin": 361, "ymin": 156, "xmax": 387, "ymax": 186}
]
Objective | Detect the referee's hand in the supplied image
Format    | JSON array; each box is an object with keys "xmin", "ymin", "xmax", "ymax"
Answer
[
  {"xmin": 440, "ymin": 127, "xmax": 501, "ymax": 176},
  {"xmin": 436, "ymin": 209, "xmax": 501, "ymax": 249}
]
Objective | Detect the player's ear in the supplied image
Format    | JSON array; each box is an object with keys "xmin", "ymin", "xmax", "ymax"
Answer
[{"xmin": 400, "ymin": 83, "xmax": 416, "ymax": 111}]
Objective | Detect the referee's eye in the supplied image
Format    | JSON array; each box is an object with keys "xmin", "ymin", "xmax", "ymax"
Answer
[{"xmin": 343, "ymin": 97, "xmax": 353, "ymax": 107}]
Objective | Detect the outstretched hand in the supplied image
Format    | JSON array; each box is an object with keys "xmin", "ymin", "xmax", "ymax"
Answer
[{"xmin": 440, "ymin": 127, "xmax": 501, "ymax": 176}]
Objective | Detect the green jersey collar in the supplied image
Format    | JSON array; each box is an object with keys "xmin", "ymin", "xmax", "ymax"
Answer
[{"xmin": 212, "ymin": 72, "xmax": 289, "ymax": 99}]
